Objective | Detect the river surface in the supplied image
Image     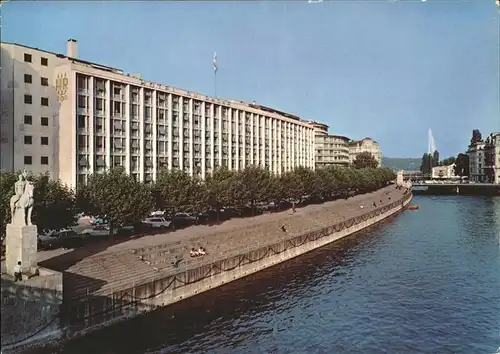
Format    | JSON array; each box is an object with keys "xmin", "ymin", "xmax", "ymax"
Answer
[{"xmin": 42, "ymin": 196, "xmax": 500, "ymax": 354}]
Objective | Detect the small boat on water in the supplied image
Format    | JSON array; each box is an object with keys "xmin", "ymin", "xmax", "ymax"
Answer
[{"xmin": 408, "ymin": 205, "xmax": 419, "ymax": 210}]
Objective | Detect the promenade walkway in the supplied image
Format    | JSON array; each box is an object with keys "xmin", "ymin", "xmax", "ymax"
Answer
[{"xmin": 37, "ymin": 185, "xmax": 406, "ymax": 301}]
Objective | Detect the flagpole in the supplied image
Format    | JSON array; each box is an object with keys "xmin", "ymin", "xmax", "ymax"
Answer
[
  {"xmin": 213, "ymin": 51, "xmax": 218, "ymax": 98},
  {"xmin": 214, "ymin": 70, "xmax": 217, "ymax": 98}
]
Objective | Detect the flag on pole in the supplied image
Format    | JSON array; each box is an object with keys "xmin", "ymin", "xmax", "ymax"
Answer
[{"xmin": 213, "ymin": 51, "xmax": 218, "ymax": 74}]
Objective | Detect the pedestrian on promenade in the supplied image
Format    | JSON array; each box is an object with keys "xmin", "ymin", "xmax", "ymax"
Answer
[
  {"xmin": 292, "ymin": 203, "xmax": 296, "ymax": 214},
  {"xmin": 14, "ymin": 261, "xmax": 23, "ymax": 282}
]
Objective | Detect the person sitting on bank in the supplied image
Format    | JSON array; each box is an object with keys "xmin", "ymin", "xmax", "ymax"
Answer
[
  {"xmin": 14, "ymin": 261, "xmax": 23, "ymax": 282},
  {"xmin": 190, "ymin": 248, "xmax": 198, "ymax": 257},
  {"xmin": 197, "ymin": 247, "xmax": 206, "ymax": 256},
  {"xmin": 171, "ymin": 256, "xmax": 183, "ymax": 268}
]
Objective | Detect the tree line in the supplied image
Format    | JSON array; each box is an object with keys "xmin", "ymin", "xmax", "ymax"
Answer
[
  {"xmin": 0, "ymin": 163, "xmax": 396, "ymax": 237},
  {"xmin": 420, "ymin": 150, "xmax": 469, "ymax": 177}
]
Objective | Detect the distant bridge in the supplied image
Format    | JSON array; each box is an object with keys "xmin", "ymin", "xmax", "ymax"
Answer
[{"xmin": 412, "ymin": 183, "xmax": 500, "ymax": 196}]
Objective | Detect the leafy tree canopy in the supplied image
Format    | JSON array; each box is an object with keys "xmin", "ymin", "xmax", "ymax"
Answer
[
  {"xmin": 76, "ymin": 167, "xmax": 154, "ymax": 229},
  {"xmin": 1, "ymin": 164, "xmax": 398, "ymax": 237},
  {"xmin": 454, "ymin": 153, "xmax": 470, "ymax": 177},
  {"xmin": 31, "ymin": 173, "xmax": 76, "ymax": 231},
  {"xmin": 154, "ymin": 169, "xmax": 207, "ymax": 213},
  {"xmin": 353, "ymin": 152, "xmax": 379, "ymax": 169},
  {"xmin": 205, "ymin": 167, "xmax": 235, "ymax": 209},
  {"xmin": 0, "ymin": 172, "xmax": 75, "ymax": 234}
]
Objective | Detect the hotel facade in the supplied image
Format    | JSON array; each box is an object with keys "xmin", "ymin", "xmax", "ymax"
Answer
[
  {"xmin": 311, "ymin": 122, "xmax": 350, "ymax": 168},
  {"xmin": 348, "ymin": 138, "xmax": 382, "ymax": 167},
  {"xmin": 1, "ymin": 40, "xmax": 316, "ymax": 189},
  {"xmin": 483, "ymin": 132, "xmax": 500, "ymax": 184}
]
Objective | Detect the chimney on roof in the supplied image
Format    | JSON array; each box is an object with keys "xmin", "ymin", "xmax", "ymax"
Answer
[{"xmin": 67, "ymin": 39, "xmax": 78, "ymax": 58}]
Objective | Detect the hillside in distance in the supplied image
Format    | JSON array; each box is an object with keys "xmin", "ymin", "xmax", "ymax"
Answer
[{"xmin": 382, "ymin": 157, "xmax": 421, "ymax": 171}]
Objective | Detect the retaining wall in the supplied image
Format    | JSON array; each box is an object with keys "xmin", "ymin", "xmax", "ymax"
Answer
[{"xmin": 1, "ymin": 267, "xmax": 63, "ymax": 352}]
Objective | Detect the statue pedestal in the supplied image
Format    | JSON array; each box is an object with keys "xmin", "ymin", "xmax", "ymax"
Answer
[{"xmin": 5, "ymin": 224, "xmax": 38, "ymax": 276}]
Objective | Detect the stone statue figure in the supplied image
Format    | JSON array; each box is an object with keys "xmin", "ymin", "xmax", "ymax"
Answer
[{"xmin": 9, "ymin": 170, "xmax": 35, "ymax": 226}]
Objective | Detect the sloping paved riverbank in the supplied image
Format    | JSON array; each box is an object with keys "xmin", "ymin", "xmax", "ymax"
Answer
[{"xmin": 38, "ymin": 185, "xmax": 406, "ymax": 301}]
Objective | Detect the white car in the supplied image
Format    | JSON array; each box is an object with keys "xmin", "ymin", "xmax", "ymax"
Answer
[
  {"xmin": 81, "ymin": 225, "xmax": 118, "ymax": 237},
  {"xmin": 142, "ymin": 217, "xmax": 172, "ymax": 229},
  {"xmin": 149, "ymin": 210, "xmax": 166, "ymax": 217},
  {"xmin": 38, "ymin": 228, "xmax": 74, "ymax": 242}
]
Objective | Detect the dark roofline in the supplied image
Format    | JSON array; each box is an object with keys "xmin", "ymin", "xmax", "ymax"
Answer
[
  {"xmin": 348, "ymin": 137, "xmax": 378, "ymax": 145},
  {"xmin": 329, "ymin": 134, "xmax": 350, "ymax": 141},
  {"xmin": 1, "ymin": 41, "xmax": 122, "ymax": 72},
  {"xmin": 248, "ymin": 103, "xmax": 301, "ymax": 121},
  {"xmin": 311, "ymin": 121, "xmax": 329, "ymax": 128}
]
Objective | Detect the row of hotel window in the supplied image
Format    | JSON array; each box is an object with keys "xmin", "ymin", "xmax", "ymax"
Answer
[
  {"xmin": 24, "ymin": 156, "xmax": 49, "ymax": 165},
  {"xmin": 24, "ymin": 115, "xmax": 49, "ymax": 126},
  {"xmin": 24, "ymin": 95, "xmax": 49, "ymax": 106},
  {"xmin": 24, "ymin": 53, "xmax": 49, "ymax": 66},
  {"xmin": 23, "ymin": 136, "xmax": 49, "ymax": 145},
  {"xmin": 24, "ymin": 74, "xmax": 49, "ymax": 86}
]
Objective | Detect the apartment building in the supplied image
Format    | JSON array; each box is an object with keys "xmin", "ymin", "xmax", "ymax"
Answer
[
  {"xmin": 431, "ymin": 163, "xmax": 457, "ymax": 179},
  {"xmin": 484, "ymin": 132, "xmax": 500, "ymax": 184},
  {"xmin": 467, "ymin": 140, "xmax": 486, "ymax": 182},
  {"xmin": 348, "ymin": 138, "xmax": 382, "ymax": 167},
  {"xmin": 311, "ymin": 122, "xmax": 350, "ymax": 168},
  {"xmin": 1, "ymin": 39, "xmax": 315, "ymax": 189}
]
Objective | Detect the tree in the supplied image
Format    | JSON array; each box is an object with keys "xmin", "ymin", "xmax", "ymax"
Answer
[
  {"xmin": 353, "ymin": 152, "xmax": 378, "ymax": 169},
  {"xmin": 232, "ymin": 165, "xmax": 275, "ymax": 212},
  {"xmin": 279, "ymin": 166, "xmax": 318, "ymax": 202},
  {"xmin": 328, "ymin": 166, "xmax": 352, "ymax": 197},
  {"xmin": 315, "ymin": 167, "xmax": 338, "ymax": 200},
  {"xmin": 432, "ymin": 150, "xmax": 440, "ymax": 168},
  {"xmin": 420, "ymin": 153, "xmax": 432, "ymax": 175},
  {"xmin": 77, "ymin": 167, "xmax": 154, "ymax": 238},
  {"xmin": 205, "ymin": 167, "xmax": 235, "ymax": 219},
  {"xmin": 154, "ymin": 169, "xmax": 201, "ymax": 213},
  {"xmin": 31, "ymin": 173, "xmax": 76, "ymax": 232},
  {"xmin": 440, "ymin": 157, "xmax": 456, "ymax": 166},
  {"xmin": 0, "ymin": 172, "xmax": 18, "ymax": 236},
  {"xmin": 0, "ymin": 172, "xmax": 76, "ymax": 235},
  {"xmin": 454, "ymin": 153, "xmax": 470, "ymax": 177}
]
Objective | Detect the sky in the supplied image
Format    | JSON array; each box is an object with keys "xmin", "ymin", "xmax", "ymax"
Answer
[{"xmin": 2, "ymin": 0, "xmax": 499, "ymax": 158}]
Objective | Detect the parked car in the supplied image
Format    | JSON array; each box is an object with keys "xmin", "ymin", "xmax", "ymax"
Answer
[
  {"xmin": 142, "ymin": 217, "xmax": 172, "ymax": 229},
  {"xmin": 38, "ymin": 229, "xmax": 87, "ymax": 250},
  {"xmin": 81, "ymin": 225, "xmax": 117, "ymax": 237},
  {"xmin": 172, "ymin": 212, "xmax": 198, "ymax": 227}
]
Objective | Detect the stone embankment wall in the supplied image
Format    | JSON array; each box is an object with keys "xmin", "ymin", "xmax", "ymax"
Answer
[
  {"xmin": 66, "ymin": 190, "xmax": 412, "ymax": 339},
  {"xmin": 1, "ymin": 267, "xmax": 63, "ymax": 353}
]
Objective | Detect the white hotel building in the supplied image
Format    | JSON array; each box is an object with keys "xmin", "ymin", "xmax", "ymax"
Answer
[{"xmin": 1, "ymin": 39, "xmax": 315, "ymax": 189}]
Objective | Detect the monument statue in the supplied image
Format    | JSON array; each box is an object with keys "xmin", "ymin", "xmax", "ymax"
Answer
[
  {"xmin": 5, "ymin": 171, "xmax": 38, "ymax": 277},
  {"xmin": 9, "ymin": 170, "xmax": 35, "ymax": 226}
]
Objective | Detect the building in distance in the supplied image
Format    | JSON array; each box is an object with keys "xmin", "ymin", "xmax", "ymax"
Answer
[
  {"xmin": 348, "ymin": 138, "xmax": 382, "ymax": 168},
  {"xmin": 311, "ymin": 121, "xmax": 350, "ymax": 168}
]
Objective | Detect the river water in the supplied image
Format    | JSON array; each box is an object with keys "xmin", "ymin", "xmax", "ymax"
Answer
[{"xmin": 44, "ymin": 196, "xmax": 500, "ymax": 354}]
